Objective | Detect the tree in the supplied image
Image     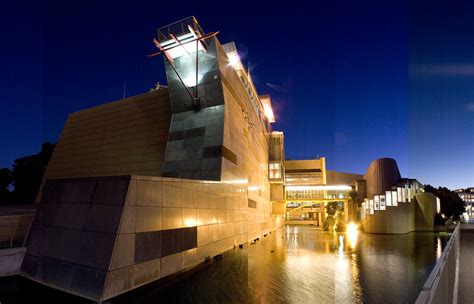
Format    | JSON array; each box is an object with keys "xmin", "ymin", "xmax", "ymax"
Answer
[
  {"xmin": 0, "ymin": 142, "xmax": 55, "ymax": 205},
  {"xmin": 348, "ymin": 190, "xmax": 361, "ymax": 222},
  {"xmin": 323, "ymin": 201, "xmax": 346, "ymax": 232},
  {"xmin": 424, "ymin": 185, "xmax": 465, "ymax": 220},
  {"xmin": 0, "ymin": 168, "xmax": 12, "ymax": 201}
]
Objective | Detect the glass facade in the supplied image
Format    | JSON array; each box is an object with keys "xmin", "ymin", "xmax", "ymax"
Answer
[
  {"xmin": 392, "ymin": 190, "xmax": 398, "ymax": 206},
  {"xmin": 380, "ymin": 195, "xmax": 386, "ymax": 210},
  {"xmin": 386, "ymin": 190, "xmax": 392, "ymax": 206},
  {"xmin": 374, "ymin": 195, "xmax": 380, "ymax": 210},
  {"xmin": 269, "ymin": 162, "xmax": 282, "ymax": 180},
  {"xmin": 285, "ymin": 187, "xmax": 350, "ymax": 200}
]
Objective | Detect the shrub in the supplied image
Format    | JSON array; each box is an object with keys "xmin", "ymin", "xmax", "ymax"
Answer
[{"xmin": 323, "ymin": 216, "xmax": 336, "ymax": 231}]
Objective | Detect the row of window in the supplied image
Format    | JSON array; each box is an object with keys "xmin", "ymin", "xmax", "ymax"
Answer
[
  {"xmin": 285, "ymin": 189, "xmax": 347, "ymax": 200},
  {"xmin": 361, "ymin": 185, "xmax": 427, "ymax": 218}
]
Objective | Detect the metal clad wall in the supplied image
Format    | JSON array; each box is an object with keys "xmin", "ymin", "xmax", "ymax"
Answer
[{"xmin": 42, "ymin": 90, "xmax": 172, "ymax": 180}]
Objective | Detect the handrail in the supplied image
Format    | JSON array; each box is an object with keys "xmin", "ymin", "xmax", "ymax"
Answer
[
  {"xmin": 415, "ymin": 223, "xmax": 460, "ymax": 304},
  {"xmin": 0, "ymin": 222, "xmax": 33, "ymax": 249}
]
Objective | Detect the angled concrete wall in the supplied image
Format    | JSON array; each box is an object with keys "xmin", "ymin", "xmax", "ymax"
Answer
[
  {"xmin": 22, "ymin": 176, "xmax": 131, "ymax": 300},
  {"xmin": 42, "ymin": 89, "xmax": 171, "ymax": 181},
  {"xmin": 21, "ymin": 175, "xmax": 283, "ymax": 301},
  {"xmin": 414, "ymin": 193, "xmax": 437, "ymax": 231},
  {"xmin": 0, "ymin": 248, "xmax": 27, "ymax": 277}
]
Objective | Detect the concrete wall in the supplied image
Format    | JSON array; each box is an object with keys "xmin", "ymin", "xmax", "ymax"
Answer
[
  {"xmin": 414, "ymin": 193, "xmax": 437, "ymax": 231},
  {"xmin": 285, "ymin": 159, "xmax": 325, "ymax": 176},
  {"xmin": 216, "ymin": 40, "xmax": 281, "ymax": 240},
  {"xmin": 363, "ymin": 194, "xmax": 437, "ymax": 234},
  {"xmin": 325, "ymin": 170, "xmax": 363, "ymax": 185},
  {"xmin": 270, "ymin": 184, "xmax": 284, "ymax": 201},
  {"xmin": 363, "ymin": 202, "xmax": 415, "ymax": 234},
  {"xmin": 21, "ymin": 175, "xmax": 283, "ymax": 302},
  {"xmin": 42, "ymin": 89, "xmax": 171, "ymax": 181},
  {"xmin": 0, "ymin": 247, "xmax": 26, "ymax": 277}
]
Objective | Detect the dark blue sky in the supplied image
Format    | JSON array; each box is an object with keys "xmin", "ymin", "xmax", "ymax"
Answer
[{"xmin": 1, "ymin": 1, "xmax": 472, "ymax": 188}]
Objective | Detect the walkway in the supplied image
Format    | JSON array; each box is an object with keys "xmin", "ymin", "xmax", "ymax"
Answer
[{"xmin": 458, "ymin": 223, "xmax": 474, "ymax": 304}]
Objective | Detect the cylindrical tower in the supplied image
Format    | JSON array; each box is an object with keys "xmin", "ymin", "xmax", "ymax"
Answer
[{"xmin": 364, "ymin": 158, "xmax": 401, "ymax": 198}]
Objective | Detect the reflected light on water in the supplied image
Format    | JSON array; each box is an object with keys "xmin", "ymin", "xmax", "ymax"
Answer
[
  {"xmin": 335, "ymin": 234, "xmax": 358, "ymax": 302},
  {"xmin": 3, "ymin": 225, "xmax": 451, "ymax": 304},
  {"xmin": 338, "ymin": 235, "xmax": 344, "ymax": 254},
  {"xmin": 436, "ymin": 237, "xmax": 442, "ymax": 259},
  {"xmin": 346, "ymin": 222, "xmax": 359, "ymax": 249}
]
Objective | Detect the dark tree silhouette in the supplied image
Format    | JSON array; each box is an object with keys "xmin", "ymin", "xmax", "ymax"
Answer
[
  {"xmin": 0, "ymin": 168, "xmax": 12, "ymax": 201},
  {"xmin": 424, "ymin": 185, "xmax": 465, "ymax": 220},
  {"xmin": 348, "ymin": 190, "xmax": 362, "ymax": 222},
  {"xmin": 0, "ymin": 142, "xmax": 55, "ymax": 204}
]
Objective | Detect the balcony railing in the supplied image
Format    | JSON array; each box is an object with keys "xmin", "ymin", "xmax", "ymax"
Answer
[
  {"xmin": 415, "ymin": 224, "xmax": 460, "ymax": 304},
  {"xmin": 0, "ymin": 222, "xmax": 32, "ymax": 249}
]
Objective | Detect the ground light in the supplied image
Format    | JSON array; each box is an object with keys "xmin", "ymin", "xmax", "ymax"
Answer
[{"xmin": 346, "ymin": 222, "xmax": 359, "ymax": 249}]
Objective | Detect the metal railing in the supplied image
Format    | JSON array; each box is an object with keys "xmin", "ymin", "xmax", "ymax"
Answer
[
  {"xmin": 0, "ymin": 222, "xmax": 32, "ymax": 249},
  {"xmin": 157, "ymin": 16, "xmax": 204, "ymax": 42},
  {"xmin": 415, "ymin": 223, "xmax": 460, "ymax": 304}
]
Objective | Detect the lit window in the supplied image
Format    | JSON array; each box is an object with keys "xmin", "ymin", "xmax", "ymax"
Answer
[{"xmin": 269, "ymin": 163, "xmax": 282, "ymax": 179}]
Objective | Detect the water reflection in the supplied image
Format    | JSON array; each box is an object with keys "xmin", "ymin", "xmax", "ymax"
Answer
[{"xmin": 0, "ymin": 226, "xmax": 450, "ymax": 304}]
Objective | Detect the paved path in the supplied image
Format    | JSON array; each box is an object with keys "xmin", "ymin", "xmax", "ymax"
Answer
[{"xmin": 458, "ymin": 224, "xmax": 474, "ymax": 304}]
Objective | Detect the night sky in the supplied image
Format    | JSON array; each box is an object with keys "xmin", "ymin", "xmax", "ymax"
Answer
[{"xmin": 1, "ymin": 1, "xmax": 473, "ymax": 189}]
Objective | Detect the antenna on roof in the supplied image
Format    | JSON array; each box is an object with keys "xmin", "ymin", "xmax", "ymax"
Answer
[{"xmin": 122, "ymin": 82, "xmax": 127, "ymax": 99}]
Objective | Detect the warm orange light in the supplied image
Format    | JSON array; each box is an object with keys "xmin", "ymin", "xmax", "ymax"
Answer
[
  {"xmin": 347, "ymin": 222, "xmax": 358, "ymax": 233},
  {"xmin": 260, "ymin": 95, "xmax": 276, "ymax": 123},
  {"xmin": 263, "ymin": 104, "xmax": 275, "ymax": 123},
  {"xmin": 346, "ymin": 222, "xmax": 359, "ymax": 248}
]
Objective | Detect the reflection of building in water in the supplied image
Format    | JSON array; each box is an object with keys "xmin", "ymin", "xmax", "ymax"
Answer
[{"xmin": 455, "ymin": 187, "xmax": 474, "ymax": 218}]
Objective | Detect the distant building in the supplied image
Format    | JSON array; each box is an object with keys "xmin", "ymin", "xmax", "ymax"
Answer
[
  {"xmin": 283, "ymin": 157, "xmax": 363, "ymax": 226},
  {"xmin": 282, "ymin": 157, "xmax": 438, "ymax": 234},
  {"xmin": 455, "ymin": 187, "xmax": 474, "ymax": 218}
]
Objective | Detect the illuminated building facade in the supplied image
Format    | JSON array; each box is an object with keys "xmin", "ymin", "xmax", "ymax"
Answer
[
  {"xmin": 16, "ymin": 16, "xmax": 442, "ymax": 302},
  {"xmin": 455, "ymin": 187, "xmax": 474, "ymax": 218},
  {"xmin": 360, "ymin": 159, "xmax": 439, "ymax": 234},
  {"xmin": 283, "ymin": 157, "xmax": 363, "ymax": 226},
  {"xmin": 20, "ymin": 17, "xmax": 284, "ymax": 301},
  {"xmin": 283, "ymin": 157, "xmax": 440, "ymax": 234}
]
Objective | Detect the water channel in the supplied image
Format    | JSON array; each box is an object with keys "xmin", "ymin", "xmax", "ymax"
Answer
[{"xmin": 0, "ymin": 225, "xmax": 450, "ymax": 303}]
